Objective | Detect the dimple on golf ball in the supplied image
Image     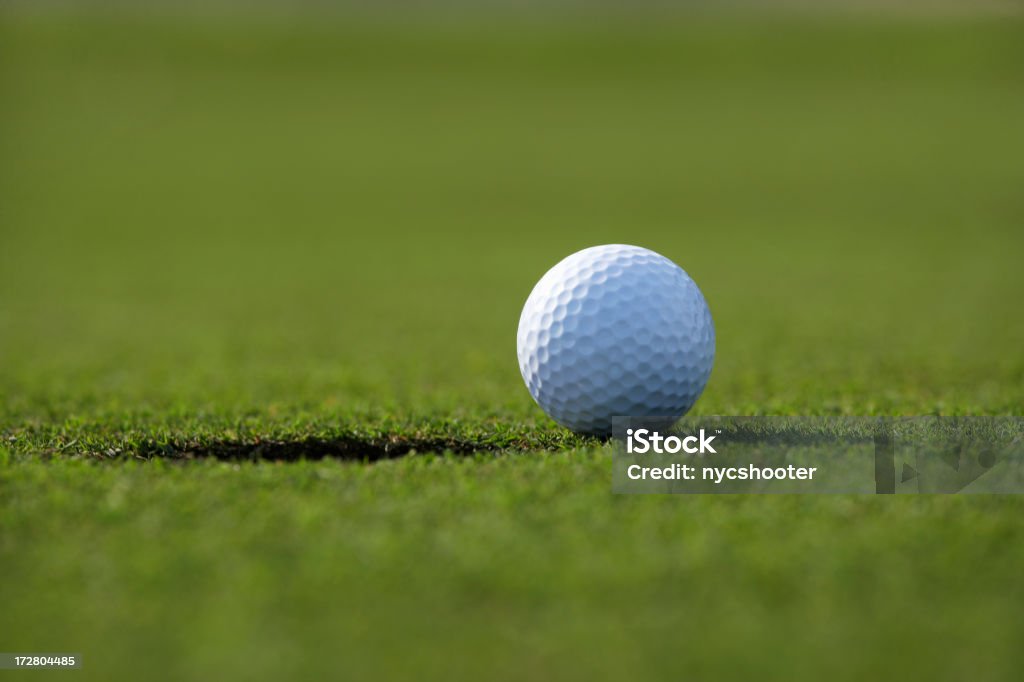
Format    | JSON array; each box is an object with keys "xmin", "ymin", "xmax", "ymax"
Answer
[{"xmin": 516, "ymin": 244, "xmax": 715, "ymax": 436}]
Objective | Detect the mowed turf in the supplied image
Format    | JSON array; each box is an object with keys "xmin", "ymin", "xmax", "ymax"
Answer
[{"xmin": 2, "ymin": 12, "xmax": 1023, "ymax": 681}]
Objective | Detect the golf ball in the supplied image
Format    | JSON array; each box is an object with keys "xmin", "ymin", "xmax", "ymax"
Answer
[{"xmin": 517, "ymin": 244, "xmax": 714, "ymax": 436}]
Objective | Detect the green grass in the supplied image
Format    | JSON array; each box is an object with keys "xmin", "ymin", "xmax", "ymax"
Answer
[{"xmin": 1, "ymin": 11, "xmax": 1023, "ymax": 681}]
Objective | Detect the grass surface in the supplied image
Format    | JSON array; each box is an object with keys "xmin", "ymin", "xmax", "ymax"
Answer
[{"xmin": 1, "ymin": 11, "xmax": 1023, "ymax": 681}]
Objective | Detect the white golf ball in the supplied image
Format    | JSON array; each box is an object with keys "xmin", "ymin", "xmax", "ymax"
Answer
[{"xmin": 517, "ymin": 244, "xmax": 715, "ymax": 436}]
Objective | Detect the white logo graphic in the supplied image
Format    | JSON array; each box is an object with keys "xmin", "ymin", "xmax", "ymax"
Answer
[{"xmin": 626, "ymin": 428, "xmax": 717, "ymax": 454}]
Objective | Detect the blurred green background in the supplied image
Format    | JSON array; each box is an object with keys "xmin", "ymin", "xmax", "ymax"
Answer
[{"xmin": 1, "ymin": 4, "xmax": 1023, "ymax": 681}]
